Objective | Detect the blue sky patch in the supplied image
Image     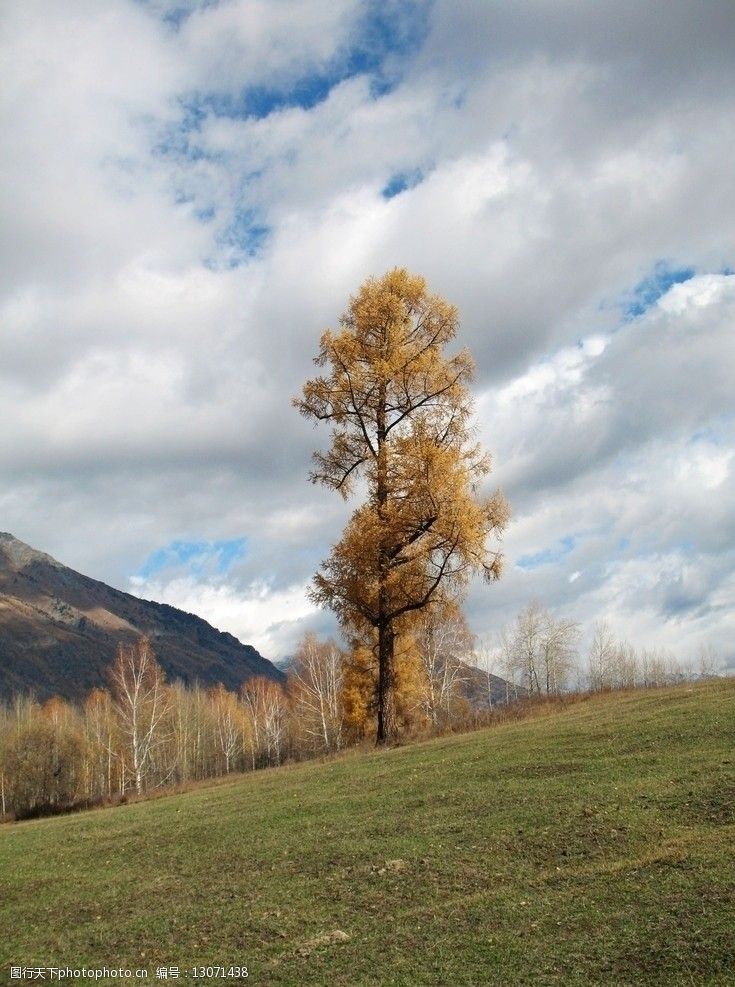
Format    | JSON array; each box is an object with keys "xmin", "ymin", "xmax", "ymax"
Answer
[
  {"xmin": 220, "ymin": 208, "xmax": 270, "ymax": 261},
  {"xmin": 154, "ymin": 111, "xmax": 224, "ymax": 165},
  {"xmin": 176, "ymin": 1, "xmax": 432, "ymax": 125},
  {"xmin": 381, "ymin": 168, "xmax": 425, "ymax": 199},
  {"xmin": 622, "ymin": 261, "xmax": 695, "ymax": 320},
  {"xmin": 186, "ymin": 78, "xmax": 335, "ymax": 122},
  {"xmin": 517, "ymin": 533, "xmax": 579, "ymax": 571},
  {"xmin": 137, "ymin": 537, "xmax": 247, "ymax": 580}
]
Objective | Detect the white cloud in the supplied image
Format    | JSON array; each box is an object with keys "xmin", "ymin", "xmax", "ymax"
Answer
[
  {"xmin": 130, "ymin": 574, "xmax": 316, "ymax": 658},
  {"xmin": 177, "ymin": 0, "xmax": 359, "ymax": 92},
  {"xmin": 2, "ymin": 0, "xmax": 734, "ymax": 671}
]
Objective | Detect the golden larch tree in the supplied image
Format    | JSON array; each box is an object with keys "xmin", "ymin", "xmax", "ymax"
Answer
[{"xmin": 295, "ymin": 268, "xmax": 509, "ymax": 743}]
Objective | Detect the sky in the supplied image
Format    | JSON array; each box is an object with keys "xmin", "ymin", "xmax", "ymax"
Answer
[{"xmin": 2, "ymin": 0, "xmax": 734, "ymax": 671}]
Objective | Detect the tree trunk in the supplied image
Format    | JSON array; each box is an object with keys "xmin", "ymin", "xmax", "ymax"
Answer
[
  {"xmin": 375, "ymin": 378, "xmax": 396, "ymax": 745},
  {"xmin": 376, "ymin": 621, "xmax": 396, "ymax": 744}
]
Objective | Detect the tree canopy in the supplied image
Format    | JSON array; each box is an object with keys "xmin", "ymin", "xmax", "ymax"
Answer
[{"xmin": 295, "ymin": 268, "xmax": 509, "ymax": 742}]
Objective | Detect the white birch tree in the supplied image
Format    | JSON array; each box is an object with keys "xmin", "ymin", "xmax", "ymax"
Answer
[
  {"xmin": 108, "ymin": 638, "xmax": 171, "ymax": 794},
  {"xmin": 289, "ymin": 633, "xmax": 344, "ymax": 754}
]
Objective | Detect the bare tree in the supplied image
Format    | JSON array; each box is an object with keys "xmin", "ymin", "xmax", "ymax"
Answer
[
  {"xmin": 539, "ymin": 613, "xmax": 580, "ymax": 695},
  {"xmin": 416, "ymin": 608, "xmax": 474, "ymax": 724},
  {"xmin": 501, "ymin": 602, "xmax": 545, "ymax": 694},
  {"xmin": 587, "ymin": 620, "xmax": 617, "ymax": 691},
  {"xmin": 83, "ymin": 687, "xmax": 119, "ymax": 797},
  {"xmin": 697, "ymin": 643, "xmax": 721, "ymax": 679},
  {"xmin": 611, "ymin": 641, "xmax": 639, "ymax": 689},
  {"xmin": 168, "ymin": 680, "xmax": 195, "ymax": 783},
  {"xmin": 499, "ymin": 603, "xmax": 580, "ymax": 696},
  {"xmin": 242, "ymin": 677, "xmax": 289, "ymax": 768},
  {"xmin": 209, "ymin": 684, "xmax": 242, "ymax": 774},
  {"xmin": 496, "ymin": 627, "xmax": 521, "ymax": 702},
  {"xmin": 108, "ymin": 638, "xmax": 171, "ymax": 794},
  {"xmin": 289, "ymin": 633, "xmax": 344, "ymax": 754},
  {"xmin": 472, "ymin": 635, "xmax": 499, "ymax": 708},
  {"xmin": 640, "ymin": 646, "xmax": 675, "ymax": 687}
]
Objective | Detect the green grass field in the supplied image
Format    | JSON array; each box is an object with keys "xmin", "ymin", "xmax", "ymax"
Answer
[{"xmin": 1, "ymin": 681, "xmax": 734, "ymax": 986}]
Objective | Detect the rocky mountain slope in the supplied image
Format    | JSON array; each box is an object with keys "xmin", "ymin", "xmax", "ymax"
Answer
[
  {"xmin": 0, "ymin": 532, "xmax": 283, "ymax": 701},
  {"xmin": 452, "ymin": 659, "xmax": 530, "ymax": 706}
]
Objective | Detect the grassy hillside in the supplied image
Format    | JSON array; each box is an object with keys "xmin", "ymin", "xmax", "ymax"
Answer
[{"xmin": 1, "ymin": 681, "xmax": 733, "ymax": 986}]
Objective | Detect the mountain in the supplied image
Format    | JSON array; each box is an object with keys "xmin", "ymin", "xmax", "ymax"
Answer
[
  {"xmin": 452, "ymin": 658, "xmax": 530, "ymax": 707},
  {"xmin": 0, "ymin": 532, "xmax": 283, "ymax": 702}
]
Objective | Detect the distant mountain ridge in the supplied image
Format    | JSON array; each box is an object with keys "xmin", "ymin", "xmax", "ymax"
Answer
[
  {"xmin": 452, "ymin": 658, "xmax": 530, "ymax": 707},
  {"xmin": 0, "ymin": 532, "xmax": 283, "ymax": 701}
]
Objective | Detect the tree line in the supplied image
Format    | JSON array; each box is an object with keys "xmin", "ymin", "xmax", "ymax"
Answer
[
  {"xmin": 0, "ymin": 611, "xmax": 476, "ymax": 818},
  {"xmin": 481, "ymin": 601, "xmax": 721, "ymax": 695},
  {"xmin": 0, "ymin": 603, "xmax": 721, "ymax": 819}
]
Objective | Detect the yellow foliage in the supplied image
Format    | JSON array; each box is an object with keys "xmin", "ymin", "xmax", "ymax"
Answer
[
  {"xmin": 295, "ymin": 268, "xmax": 509, "ymax": 741},
  {"xmin": 340, "ymin": 644, "xmax": 374, "ymax": 741},
  {"xmin": 392, "ymin": 632, "xmax": 431, "ymax": 735}
]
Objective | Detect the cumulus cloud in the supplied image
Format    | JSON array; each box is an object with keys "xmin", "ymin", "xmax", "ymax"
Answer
[
  {"xmin": 2, "ymin": 0, "xmax": 734, "ymax": 668},
  {"xmin": 468, "ymin": 273, "xmax": 735, "ymax": 663}
]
